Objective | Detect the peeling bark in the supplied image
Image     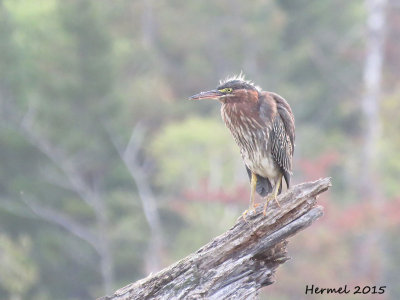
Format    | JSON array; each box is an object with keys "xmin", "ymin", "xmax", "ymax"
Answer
[{"xmin": 99, "ymin": 178, "xmax": 331, "ymax": 300}]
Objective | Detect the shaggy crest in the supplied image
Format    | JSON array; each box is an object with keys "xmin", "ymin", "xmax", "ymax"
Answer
[{"xmin": 219, "ymin": 72, "xmax": 261, "ymax": 92}]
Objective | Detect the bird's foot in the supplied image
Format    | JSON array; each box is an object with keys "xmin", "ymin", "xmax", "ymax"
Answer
[
  {"xmin": 242, "ymin": 203, "xmax": 259, "ymax": 221},
  {"xmin": 262, "ymin": 198, "xmax": 271, "ymax": 216},
  {"xmin": 242, "ymin": 210, "xmax": 249, "ymax": 221},
  {"xmin": 262, "ymin": 194, "xmax": 281, "ymax": 216}
]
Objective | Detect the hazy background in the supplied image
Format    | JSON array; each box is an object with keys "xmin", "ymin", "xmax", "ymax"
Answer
[{"xmin": 1, "ymin": 0, "xmax": 399, "ymax": 299}]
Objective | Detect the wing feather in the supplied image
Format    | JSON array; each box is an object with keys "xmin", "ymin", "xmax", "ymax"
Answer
[{"xmin": 269, "ymin": 93, "xmax": 295, "ymax": 188}]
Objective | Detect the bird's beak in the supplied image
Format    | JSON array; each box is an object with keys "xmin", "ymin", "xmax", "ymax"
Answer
[{"xmin": 189, "ymin": 89, "xmax": 222, "ymax": 100}]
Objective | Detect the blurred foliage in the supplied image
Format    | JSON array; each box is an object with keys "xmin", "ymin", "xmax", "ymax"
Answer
[
  {"xmin": 0, "ymin": 233, "xmax": 37, "ymax": 299},
  {"xmin": 169, "ymin": 202, "xmax": 238, "ymax": 261},
  {"xmin": 150, "ymin": 117, "xmax": 241, "ymax": 191},
  {"xmin": 0, "ymin": 0, "xmax": 399, "ymax": 299},
  {"xmin": 380, "ymin": 89, "xmax": 400, "ymax": 198}
]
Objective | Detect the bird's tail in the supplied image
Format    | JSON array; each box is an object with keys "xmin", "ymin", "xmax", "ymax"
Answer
[
  {"xmin": 256, "ymin": 174, "xmax": 272, "ymax": 197},
  {"xmin": 246, "ymin": 167, "xmax": 273, "ymax": 197}
]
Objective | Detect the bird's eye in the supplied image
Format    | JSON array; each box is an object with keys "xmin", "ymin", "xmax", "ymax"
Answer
[{"xmin": 219, "ymin": 88, "xmax": 233, "ymax": 94}]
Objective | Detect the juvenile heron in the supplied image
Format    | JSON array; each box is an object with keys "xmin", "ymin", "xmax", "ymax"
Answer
[{"xmin": 190, "ymin": 74, "xmax": 295, "ymax": 217}]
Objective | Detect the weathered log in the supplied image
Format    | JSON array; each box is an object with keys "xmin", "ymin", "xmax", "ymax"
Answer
[{"xmin": 99, "ymin": 178, "xmax": 331, "ymax": 300}]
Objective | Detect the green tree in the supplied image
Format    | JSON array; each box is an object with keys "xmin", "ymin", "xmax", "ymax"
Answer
[{"xmin": 0, "ymin": 233, "xmax": 37, "ymax": 300}]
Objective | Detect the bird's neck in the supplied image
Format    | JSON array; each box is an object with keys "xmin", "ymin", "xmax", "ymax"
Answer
[
  {"xmin": 221, "ymin": 100, "xmax": 260, "ymax": 135},
  {"xmin": 221, "ymin": 91, "xmax": 277, "ymax": 132},
  {"xmin": 221, "ymin": 90, "xmax": 259, "ymax": 117}
]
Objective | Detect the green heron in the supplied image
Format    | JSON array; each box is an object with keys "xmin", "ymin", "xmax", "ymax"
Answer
[{"xmin": 190, "ymin": 74, "xmax": 295, "ymax": 217}]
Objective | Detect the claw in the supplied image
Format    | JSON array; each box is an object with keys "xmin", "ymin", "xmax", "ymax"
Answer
[
  {"xmin": 242, "ymin": 210, "xmax": 249, "ymax": 222},
  {"xmin": 263, "ymin": 196, "xmax": 271, "ymax": 216},
  {"xmin": 263, "ymin": 174, "xmax": 283, "ymax": 216},
  {"xmin": 263, "ymin": 193, "xmax": 282, "ymax": 215},
  {"xmin": 274, "ymin": 197, "xmax": 281, "ymax": 208},
  {"xmin": 242, "ymin": 202, "xmax": 261, "ymax": 221}
]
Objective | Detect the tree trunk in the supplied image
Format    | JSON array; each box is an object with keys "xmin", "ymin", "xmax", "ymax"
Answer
[
  {"xmin": 360, "ymin": 0, "xmax": 387, "ymax": 199},
  {"xmin": 356, "ymin": 0, "xmax": 387, "ymax": 280},
  {"xmin": 98, "ymin": 178, "xmax": 331, "ymax": 300}
]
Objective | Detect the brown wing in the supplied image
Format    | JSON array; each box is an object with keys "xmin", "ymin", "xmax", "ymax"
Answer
[{"xmin": 269, "ymin": 92, "xmax": 295, "ymax": 187}]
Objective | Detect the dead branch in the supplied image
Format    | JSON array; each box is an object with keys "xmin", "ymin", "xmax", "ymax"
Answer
[
  {"xmin": 22, "ymin": 196, "xmax": 100, "ymax": 251},
  {"xmin": 99, "ymin": 177, "xmax": 331, "ymax": 300},
  {"xmin": 104, "ymin": 122, "xmax": 164, "ymax": 273}
]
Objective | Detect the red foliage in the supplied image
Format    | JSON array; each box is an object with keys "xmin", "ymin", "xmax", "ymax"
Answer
[
  {"xmin": 297, "ymin": 150, "xmax": 340, "ymax": 180},
  {"xmin": 319, "ymin": 196, "xmax": 400, "ymax": 233}
]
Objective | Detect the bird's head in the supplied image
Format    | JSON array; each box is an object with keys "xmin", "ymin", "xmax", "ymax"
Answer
[{"xmin": 190, "ymin": 74, "xmax": 260, "ymax": 104}]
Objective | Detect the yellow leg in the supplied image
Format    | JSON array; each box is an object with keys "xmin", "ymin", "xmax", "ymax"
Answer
[
  {"xmin": 242, "ymin": 172, "xmax": 258, "ymax": 220},
  {"xmin": 263, "ymin": 174, "xmax": 283, "ymax": 216},
  {"xmin": 250, "ymin": 172, "xmax": 257, "ymax": 211}
]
